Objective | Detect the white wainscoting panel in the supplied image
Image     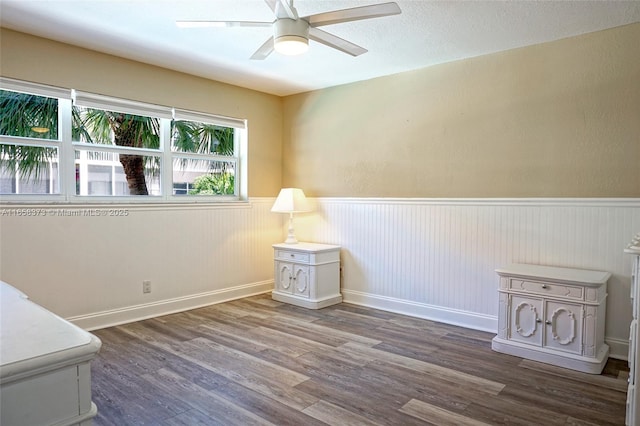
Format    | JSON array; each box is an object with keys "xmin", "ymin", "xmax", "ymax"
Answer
[
  {"xmin": 293, "ymin": 198, "xmax": 640, "ymax": 359},
  {"xmin": 0, "ymin": 198, "xmax": 280, "ymax": 330}
]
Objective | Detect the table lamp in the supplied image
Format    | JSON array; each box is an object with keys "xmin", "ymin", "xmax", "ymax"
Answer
[{"xmin": 271, "ymin": 188, "xmax": 312, "ymax": 244}]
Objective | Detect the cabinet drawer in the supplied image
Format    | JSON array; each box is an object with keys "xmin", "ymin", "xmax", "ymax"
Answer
[
  {"xmin": 1, "ymin": 365, "xmax": 81, "ymax": 426},
  {"xmin": 509, "ymin": 279, "xmax": 583, "ymax": 300},
  {"xmin": 276, "ymin": 250, "xmax": 310, "ymax": 263}
]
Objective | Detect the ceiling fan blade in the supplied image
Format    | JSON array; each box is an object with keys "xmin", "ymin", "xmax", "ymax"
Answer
[
  {"xmin": 275, "ymin": 0, "xmax": 298, "ymax": 19},
  {"xmin": 176, "ymin": 20, "xmax": 272, "ymax": 28},
  {"xmin": 263, "ymin": 0, "xmax": 278, "ymax": 14},
  {"xmin": 250, "ymin": 37, "xmax": 275, "ymax": 60},
  {"xmin": 306, "ymin": 2, "xmax": 401, "ymax": 27},
  {"xmin": 308, "ymin": 27, "xmax": 367, "ymax": 57}
]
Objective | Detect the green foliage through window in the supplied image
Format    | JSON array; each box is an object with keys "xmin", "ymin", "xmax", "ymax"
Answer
[
  {"xmin": 0, "ymin": 90, "xmax": 58, "ymax": 140},
  {"xmin": 188, "ymin": 172, "xmax": 235, "ymax": 195}
]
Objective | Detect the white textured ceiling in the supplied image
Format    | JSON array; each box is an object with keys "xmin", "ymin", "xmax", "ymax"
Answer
[{"xmin": 1, "ymin": 0, "xmax": 639, "ymax": 96}]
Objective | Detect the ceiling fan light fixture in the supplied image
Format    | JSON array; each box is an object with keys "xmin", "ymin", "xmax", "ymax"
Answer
[
  {"xmin": 274, "ymin": 35, "xmax": 309, "ymax": 55},
  {"xmin": 273, "ymin": 17, "xmax": 309, "ymax": 56}
]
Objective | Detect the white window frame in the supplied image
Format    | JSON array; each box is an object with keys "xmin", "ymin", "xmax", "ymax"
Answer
[{"xmin": 0, "ymin": 78, "xmax": 247, "ymax": 204}]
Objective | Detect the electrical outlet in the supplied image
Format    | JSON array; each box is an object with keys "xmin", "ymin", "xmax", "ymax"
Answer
[{"xmin": 142, "ymin": 280, "xmax": 151, "ymax": 294}]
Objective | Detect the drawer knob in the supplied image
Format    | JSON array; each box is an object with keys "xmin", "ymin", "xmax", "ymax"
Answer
[
  {"xmin": 541, "ymin": 285, "xmax": 548, "ymax": 289},
  {"xmin": 545, "ymin": 320, "xmax": 552, "ymax": 325},
  {"xmin": 290, "ymin": 254, "xmax": 294, "ymax": 257},
  {"xmin": 536, "ymin": 318, "xmax": 542, "ymax": 323}
]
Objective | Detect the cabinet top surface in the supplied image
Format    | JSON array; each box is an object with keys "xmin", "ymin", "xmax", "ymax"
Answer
[
  {"xmin": 1, "ymin": 281, "xmax": 101, "ymax": 374},
  {"xmin": 273, "ymin": 242, "xmax": 341, "ymax": 252},
  {"xmin": 496, "ymin": 263, "xmax": 611, "ymax": 285}
]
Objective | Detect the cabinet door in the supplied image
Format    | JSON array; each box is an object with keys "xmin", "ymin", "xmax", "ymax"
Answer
[
  {"xmin": 632, "ymin": 256, "xmax": 639, "ymax": 319},
  {"xmin": 276, "ymin": 262, "xmax": 293, "ymax": 294},
  {"xmin": 509, "ymin": 295, "xmax": 543, "ymax": 346},
  {"xmin": 630, "ymin": 320, "xmax": 637, "ymax": 386},
  {"xmin": 543, "ymin": 300, "xmax": 583, "ymax": 354},
  {"xmin": 292, "ymin": 265, "xmax": 310, "ymax": 298}
]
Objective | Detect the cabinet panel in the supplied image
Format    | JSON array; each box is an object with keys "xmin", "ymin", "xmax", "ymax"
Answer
[
  {"xmin": 509, "ymin": 295, "xmax": 542, "ymax": 346},
  {"xmin": 626, "ymin": 246, "xmax": 640, "ymax": 425},
  {"xmin": 627, "ymin": 384, "xmax": 635, "ymax": 426},
  {"xmin": 630, "ymin": 320, "xmax": 637, "ymax": 386},
  {"xmin": 544, "ymin": 300, "xmax": 582, "ymax": 354},
  {"xmin": 632, "ymin": 257, "xmax": 638, "ymax": 319},
  {"xmin": 292, "ymin": 265, "xmax": 310, "ymax": 298},
  {"xmin": 275, "ymin": 262, "xmax": 293, "ymax": 294}
]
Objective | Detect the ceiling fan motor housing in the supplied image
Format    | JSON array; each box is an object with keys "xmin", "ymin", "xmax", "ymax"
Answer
[{"xmin": 274, "ymin": 18, "xmax": 310, "ymax": 54}]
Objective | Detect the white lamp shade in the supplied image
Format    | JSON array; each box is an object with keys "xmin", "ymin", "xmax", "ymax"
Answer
[{"xmin": 271, "ymin": 188, "xmax": 312, "ymax": 213}]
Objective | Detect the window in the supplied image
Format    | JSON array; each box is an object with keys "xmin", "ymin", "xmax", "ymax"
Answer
[
  {"xmin": 0, "ymin": 86, "xmax": 63, "ymax": 195},
  {"xmin": 171, "ymin": 110, "xmax": 238, "ymax": 196},
  {"xmin": 0, "ymin": 78, "xmax": 246, "ymax": 201}
]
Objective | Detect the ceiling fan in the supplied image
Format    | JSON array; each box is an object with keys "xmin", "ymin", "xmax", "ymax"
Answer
[{"xmin": 176, "ymin": 0, "xmax": 401, "ymax": 60}]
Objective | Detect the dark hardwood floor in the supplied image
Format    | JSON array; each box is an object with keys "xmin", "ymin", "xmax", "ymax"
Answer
[{"xmin": 90, "ymin": 294, "xmax": 628, "ymax": 425}]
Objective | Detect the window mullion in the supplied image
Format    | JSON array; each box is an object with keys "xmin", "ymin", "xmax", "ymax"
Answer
[
  {"xmin": 59, "ymin": 98, "xmax": 75, "ymax": 200},
  {"xmin": 0, "ymin": 135, "xmax": 61, "ymax": 147},
  {"xmin": 161, "ymin": 119, "xmax": 172, "ymax": 199},
  {"xmin": 71, "ymin": 142, "xmax": 161, "ymax": 157}
]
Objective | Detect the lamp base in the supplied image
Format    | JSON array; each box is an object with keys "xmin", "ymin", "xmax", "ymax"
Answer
[{"xmin": 283, "ymin": 213, "xmax": 299, "ymax": 244}]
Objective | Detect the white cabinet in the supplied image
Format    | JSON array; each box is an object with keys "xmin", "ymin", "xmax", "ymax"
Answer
[
  {"xmin": 272, "ymin": 242, "xmax": 341, "ymax": 309},
  {"xmin": 0, "ymin": 281, "xmax": 101, "ymax": 426},
  {"xmin": 625, "ymin": 234, "xmax": 640, "ymax": 426},
  {"xmin": 492, "ymin": 263, "xmax": 610, "ymax": 374}
]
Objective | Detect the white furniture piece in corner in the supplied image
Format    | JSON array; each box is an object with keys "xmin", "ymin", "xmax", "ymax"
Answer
[
  {"xmin": 625, "ymin": 233, "xmax": 640, "ymax": 426},
  {"xmin": 492, "ymin": 263, "xmax": 610, "ymax": 374},
  {"xmin": 272, "ymin": 242, "xmax": 341, "ymax": 309},
  {"xmin": 0, "ymin": 281, "xmax": 102, "ymax": 426}
]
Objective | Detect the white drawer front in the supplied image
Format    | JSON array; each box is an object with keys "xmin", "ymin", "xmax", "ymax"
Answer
[
  {"xmin": 1, "ymin": 365, "xmax": 80, "ymax": 426},
  {"xmin": 276, "ymin": 250, "xmax": 310, "ymax": 263},
  {"xmin": 509, "ymin": 279, "xmax": 583, "ymax": 300}
]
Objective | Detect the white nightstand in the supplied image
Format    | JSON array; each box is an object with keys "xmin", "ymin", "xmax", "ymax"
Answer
[
  {"xmin": 491, "ymin": 263, "xmax": 610, "ymax": 374},
  {"xmin": 272, "ymin": 242, "xmax": 341, "ymax": 309}
]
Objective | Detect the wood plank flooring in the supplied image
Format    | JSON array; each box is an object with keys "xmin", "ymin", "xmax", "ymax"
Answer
[{"xmin": 90, "ymin": 294, "xmax": 628, "ymax": 425}]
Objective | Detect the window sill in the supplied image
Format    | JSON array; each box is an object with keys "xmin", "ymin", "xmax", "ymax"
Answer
[{"xmin": 0, "ymin": 197, "xmax": 251, "ymax": 211}]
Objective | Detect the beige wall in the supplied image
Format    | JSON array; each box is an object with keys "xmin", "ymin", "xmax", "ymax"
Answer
[
  {"xmin": 283, "ymin": 23, "xmax": 640, "ymax": 198},
  {"xmin": 4, "ymin": 24, "xmax": 638, "ymax": 198},
  {"xmin": 0, "ymin": 28, "xmax": 283, "ymax": 197}
]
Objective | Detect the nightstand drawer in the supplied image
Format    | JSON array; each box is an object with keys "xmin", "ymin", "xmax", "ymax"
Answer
[
  {"xmin": 275, "ymin": 250, "xmax": 310, "ymax": 263},
  {"xmin": 509, "ymin": 278, "xmax": 583, "ymax": 300}
]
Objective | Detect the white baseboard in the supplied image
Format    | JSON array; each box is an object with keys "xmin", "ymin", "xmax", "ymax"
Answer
[
  {"xmin": 342, "ymin": 289, "xmax": 498, "ymax": 333},
  {"xmin": 68, "ymin": 281, "xmax": 631, "ymax": 362},
  {"xmin": 342, "ymin": 289, "xmax": 630, "ymax": 360},
  {"xmin": 67, "ymin": 280, "xmax": 273, "ymax": 331},
  {"xmin": 606, "ymin": 337, "xmax": 630, "ymax": 361}
]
